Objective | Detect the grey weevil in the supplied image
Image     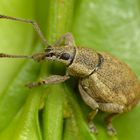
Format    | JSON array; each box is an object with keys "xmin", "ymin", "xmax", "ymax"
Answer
[{"xmin": 0, "ymin": 15, "xmax": 140, "ymax": 136}]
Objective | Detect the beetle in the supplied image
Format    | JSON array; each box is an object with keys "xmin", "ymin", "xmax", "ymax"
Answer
[{"xmin": 0, "ymin": 15, "xmax": 140, "ymax": 135}]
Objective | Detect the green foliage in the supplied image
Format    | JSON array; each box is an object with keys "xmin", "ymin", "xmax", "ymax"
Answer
[{"xmin": 0, "ymin": 0, "xmax": 140, "ymax": 140}]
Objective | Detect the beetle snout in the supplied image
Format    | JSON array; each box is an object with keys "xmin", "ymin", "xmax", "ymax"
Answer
[{"xmin": 45, "ymin": 46, "xmax": 57, "ymax": 59}]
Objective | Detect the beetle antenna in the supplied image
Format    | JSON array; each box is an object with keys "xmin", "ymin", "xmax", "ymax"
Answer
[
  {"xmin": 0, "ymin": 53, "xmax": 33, "ymax": 59},
  {"xmin": 0, "ymin": 52, "xmax": 47, "ymax": 62}
]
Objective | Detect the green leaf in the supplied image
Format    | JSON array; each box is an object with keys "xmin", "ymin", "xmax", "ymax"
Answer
[
  {"xmin": 43, "ymin": 85, "xmax": 65, "ymax": 140},
  {"xmin": 0, "ymin": 0, "xmax": 140, "ymax": 140},
  {"xmin": 0, "ymin": 88, "xmax": 42, "ymax": 140}
]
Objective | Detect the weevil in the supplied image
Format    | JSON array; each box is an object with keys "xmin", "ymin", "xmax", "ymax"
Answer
[{"xmin": 0, "ymin": 15, "xmax": 140, "ymax": 136}]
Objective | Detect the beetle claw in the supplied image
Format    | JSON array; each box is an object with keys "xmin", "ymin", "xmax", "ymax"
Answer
[
  {"xmin": 88, "ymin": 121, "xmax": 98, "ymax": 134},
  {"xmin": 106, "ymin": 124, "xmax": 117, "ymax": 136}
]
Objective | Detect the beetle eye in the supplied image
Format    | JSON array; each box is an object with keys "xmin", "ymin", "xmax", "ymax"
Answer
[{"xmin": 60, "ymin": 53, "xmax": 70, "ymax": 60}]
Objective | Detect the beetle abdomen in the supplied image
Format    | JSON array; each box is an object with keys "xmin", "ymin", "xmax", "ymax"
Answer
[{"xmin": 80, "ymin": 52, "xmax": 140, "ymax": 112}]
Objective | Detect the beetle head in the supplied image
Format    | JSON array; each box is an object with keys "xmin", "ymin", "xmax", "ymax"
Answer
[{"xmin": 45, "ymin": 45, "xmax": 76, "ymax": 65}]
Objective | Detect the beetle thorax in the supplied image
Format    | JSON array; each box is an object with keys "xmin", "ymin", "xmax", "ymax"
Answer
[{"xmin": 67, "ymin": 47, "xmax": 99, "ymax": 77}]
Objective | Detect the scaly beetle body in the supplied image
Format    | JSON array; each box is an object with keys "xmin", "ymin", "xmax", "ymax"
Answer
[
  {"xmin": 0, "ymin": 15, "xmax": 140, "ymax": 135},
  {"xmin": 45, "ymin": 45, "xmax": 140, "ymax": 111},
  {"xmin": 43, "ymin": 44, "xmax": 140, "ymax": 135}
]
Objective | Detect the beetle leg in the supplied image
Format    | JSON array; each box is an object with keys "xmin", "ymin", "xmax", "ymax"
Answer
[
  {"xmin": 79, "ymin": 84, "xmax": 99, "ymax": 110},
  {"xmin": 104, "ymin": 113, "xmax": 118, "ymax": 136},
  {"xmin": 54, "ymin": 33, "xmax": 76, "ymax": 47},
  {"xmin": 79, "ymin": 83, "xmax": 99, "ymax": 134},
  {"xmin": 26, "ymin": 75, "xmax": 70, "ymax": 88},
  {"xmin": 98, "ymin": 102, "xmax": 124, "ymax": 135},
  {"xmin": 0, "ymin": 15, "xmax": 49, "ymax": 47},
  {"xmin": 87, "ymin": 109, "xmax": 98, "ymax": 134},
  {"xmin": 98, "ymin": 103, "xmax": 124, "ymax": 113}
]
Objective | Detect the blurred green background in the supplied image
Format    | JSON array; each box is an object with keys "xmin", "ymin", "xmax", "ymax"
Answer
[{"xmin": 0, "ymin": 0, "xmax": 140, "ymax": 140}]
